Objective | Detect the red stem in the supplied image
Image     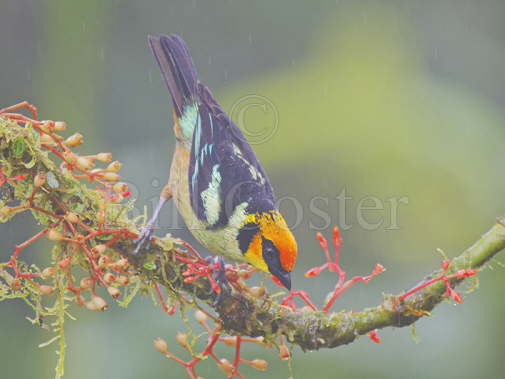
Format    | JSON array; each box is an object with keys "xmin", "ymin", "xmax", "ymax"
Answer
[
  {"xmin": 229, "ymin": 336, "xmax": 242, "ymax": 379},
  {"xmin": 398, "ymin": 269, "xmax": 476, "ymax": 301}
]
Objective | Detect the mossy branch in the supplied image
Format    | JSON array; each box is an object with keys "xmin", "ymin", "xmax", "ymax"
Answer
[
  {"xmin": 1, "ymin": 112, "xmax": 504, "ymax": 357},
  {"xmin": 146, "ymin": 222, "xmax": 504, "ymax": 350}
]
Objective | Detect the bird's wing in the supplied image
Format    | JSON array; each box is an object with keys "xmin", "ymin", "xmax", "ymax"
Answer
[{"xmin": 189, "ymin": 84, "xmax": 275, "ymax": 228}]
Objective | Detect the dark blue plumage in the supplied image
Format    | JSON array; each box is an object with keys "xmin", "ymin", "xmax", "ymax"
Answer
[{"xmin": 191, "ymin": 86, "xmax": 276, "ymax": 227}]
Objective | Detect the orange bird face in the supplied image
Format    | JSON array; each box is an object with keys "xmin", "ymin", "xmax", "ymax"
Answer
[{"xmin": 241, "ymin": 211, "xmax": 298, "ymax": 289}]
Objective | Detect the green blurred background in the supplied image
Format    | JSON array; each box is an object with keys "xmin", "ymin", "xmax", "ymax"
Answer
[{"xmin": 2, "ymin": 0, "xmax": 505, "ymax": 378}]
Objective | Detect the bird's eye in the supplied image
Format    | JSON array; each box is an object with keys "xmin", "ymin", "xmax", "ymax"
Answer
[{"xmin": 263, "ymin": 244, "xmax": 275, "ymax": 259}]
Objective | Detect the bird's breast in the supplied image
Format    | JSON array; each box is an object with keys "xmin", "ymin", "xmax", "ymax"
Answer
[{"xmin": 169, "ymin": 142, "xmax": 246, "ymax": 262}]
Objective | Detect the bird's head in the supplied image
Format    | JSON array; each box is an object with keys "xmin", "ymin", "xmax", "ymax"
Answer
[{"xmin": 238, "ymin": 211, "xmax": 297, "ymax": 290}]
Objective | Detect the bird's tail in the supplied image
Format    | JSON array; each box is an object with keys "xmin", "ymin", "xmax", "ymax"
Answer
[{"xmin": 148, "ymin": 34, "xmax": 198, "ymax": 118}]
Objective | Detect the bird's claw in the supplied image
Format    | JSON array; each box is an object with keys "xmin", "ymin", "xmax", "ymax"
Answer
[
  {"xmin": 206, "ymin": 256, "xmax": 231, "ymax": 305},
  {"xmin": 133, "ymin": 224, "xmax": 155, "ymax": 255}
]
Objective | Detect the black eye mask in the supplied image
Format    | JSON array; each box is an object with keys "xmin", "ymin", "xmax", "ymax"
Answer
[{"xmin": 262, "ymin": 237, "xmax": 291, "ymax": 290}]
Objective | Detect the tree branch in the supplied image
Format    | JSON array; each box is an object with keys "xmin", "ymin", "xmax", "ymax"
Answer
[
  {"xmin": 1, "ymin": 112, "xmax": 504, "ymax": 354},
  {"xmin": 134, "ymin": 221, "xmax": 505, "ymax": 350}
]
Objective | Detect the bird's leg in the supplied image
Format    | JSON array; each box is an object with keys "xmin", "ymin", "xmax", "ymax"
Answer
[
  {"xmin": 133, "ymin": 183, "xmax": 172, "ymax": 254},
  {"xmin": 205, "ymin": 256, "xmax": 231, "ymax": 305}
]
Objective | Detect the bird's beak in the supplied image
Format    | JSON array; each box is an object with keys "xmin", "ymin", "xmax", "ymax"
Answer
[{"xmin": 274, "ymin": 270, "xmax": 291, "ymax": 290}]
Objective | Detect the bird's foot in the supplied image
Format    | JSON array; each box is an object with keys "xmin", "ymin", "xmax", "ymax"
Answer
[
  {"xmin": 206, "ymin": 256, "xmax": 231, "ymax": 305},
  {"xmin": 133, "ymin": 224, "xmax": 155, "ymax": 255}
]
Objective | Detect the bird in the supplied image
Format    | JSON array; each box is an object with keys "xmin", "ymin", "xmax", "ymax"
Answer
[{"xmin": 134, "ymin": 34, "xmax": 297, "ymax": 290}]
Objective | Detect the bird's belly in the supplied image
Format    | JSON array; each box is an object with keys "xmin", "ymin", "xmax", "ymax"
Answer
[{"xmin": 169, "ymin": 144, "xmax": 246, "ymax": 262}]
